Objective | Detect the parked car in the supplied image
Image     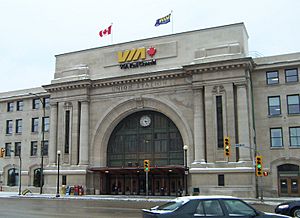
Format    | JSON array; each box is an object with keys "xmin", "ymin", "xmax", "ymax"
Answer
[
  {"xmin": 142, "ymin": 196, "xmax": 289, "ymax": 218},
  {"xmin": 275, "ymin": 200, "xmax": 300, "ymax": 217}
]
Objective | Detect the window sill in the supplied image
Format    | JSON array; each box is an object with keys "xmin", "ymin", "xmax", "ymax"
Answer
[
  {"xmin": 289, "ymin": 146, "xmax": 300, "ymax": 149},
  {"xmin": 270, "ymin": 147, "xmax": 284, "ymax": 149},
  {"xmin": 268, "ymin": 114, "xmax": 282, "ymax": 118},
  {"xmin": 287, "ymin": 113, "xmax": 300, "ymax": 116}
]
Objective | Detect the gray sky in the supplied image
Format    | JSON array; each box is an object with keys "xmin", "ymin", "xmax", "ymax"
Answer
[{"xmin": 1, "ymin": 0, "xmax": 300, "ymax": 92}]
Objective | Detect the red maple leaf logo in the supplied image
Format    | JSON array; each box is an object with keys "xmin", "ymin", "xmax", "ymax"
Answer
[{"xmin": 147, "ymin": 47, "xmax": 156, "ymax": 57}]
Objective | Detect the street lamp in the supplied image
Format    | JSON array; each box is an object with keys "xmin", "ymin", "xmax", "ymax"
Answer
[
  {"xmin": 56, "ymin": 150, "xmax": 61, "ymax": 197},
  {"xmin": 29, "ymin": 92, "xmax": 45, "ymax": 194},
  {"xmin": 183, "ymin": 145, "xmax": 188, "ymax": 196}
]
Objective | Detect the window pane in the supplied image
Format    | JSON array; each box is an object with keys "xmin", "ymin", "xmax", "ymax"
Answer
[
  {"xmin": 290, "ymin": 127, "xmax": 300, "ymax": 147},
  {"xmin": 203, "ymin": 200, "xmax": 224, "ymax": 216},
  {"xmin": 31, "ymin": 141, "xmax": 38, "ymax": 156},
  {"xmin": 223, "ymin": 199, "xmax": 256, "ymax": 216},
  {"xmin": 285, "ymin": 69, "xmax": 298, "ymax": 83},
  {"xmin": 287, "ymin": 95, "xmax": 300, "ymax": 114},
  {"xmin": 268, "ymin": 97, "xmax": 281, "ymax": 115},
  {"xmin": 271, "ymin": 128, "xmax": 283, "ymax": 147},
  {"xmin": 267, "ymin": 71, "xmax": 279, "ymax": 84},
  {"xmin": 288, "ymin": 95, "xmax": 299, "ymax": 104}
]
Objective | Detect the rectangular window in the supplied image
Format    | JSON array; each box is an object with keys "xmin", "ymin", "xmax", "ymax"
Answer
[
  {"xmin": 16, "ymin": 100, "xmax": 23, "ymax": 111},
  {"xmin": 268, "ymin": 96, "xmax": 281, "ymax": 116},
  {"xmin": 16, "ymin": 119, "xmax": 22, "ymax": 133},
  {"xmin": 218, "ymin": 174, "xmax": 225, "ymax": 186},
  {"xmin": 285, "ymin": 68, "xmax": 298, "ymax": 83},
  {"xmin": 42, "ymin": 140, "xmax": 48, "ymax": 156},
  {"xmin": 62, "ymin": 175, "xmax": 67, "ymax": 185},
  {"xmin": 31, "ymin": 141, "xmax": 38, "ymax": 156},
  {"xmin": 290, "ymin": 127, "xmax": 300, "ymax": 147},
  {"xmin": 5, "ymin": 143, "xmax": 11, "ymax": 157},
  {"xmin": 33, "ymin": 98, "xmax": 40, "ymax": 109},
  {"xmin": 31, "ymin": 118, "xmax": 39, "ymax": 132},
  {"xmin": 65, "ymin": 110, "xmax": 70, "ymax": 154},
  {"xmin": 14, "ymin": 142, "xmax": 21, "ymax": 156},
  {"xmin": 7, "ymin": 102, "xmax": 14, "ymax": 112},
  {"xmin": 216, "ymin": 96, "xmax": 224, "ymax": 148},
  {"xmin": 287, "ymin": 95, "xmax": 300, "ymax": 114},
  {"xmin": 270, "ymin": 128, "xmax": 283, "ymax": 147},
  {"xmin": 42, "ymin": 117, "xmax": 50, "ymax": 132},
  {"xmin": 6, "ymin": 120, "xmax": 13, "ymax": 134},
  {"xmin": 44, "ymin": 97, "xmax": 50, "ymax": 108},
  {"xmin": 266, "ymin": 71, "xmax": 279, "ymax": 84}
]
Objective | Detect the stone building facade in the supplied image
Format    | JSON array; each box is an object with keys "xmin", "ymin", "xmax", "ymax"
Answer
[{"xmin": 0, "ymin": 23, "xmax": 299, "ymax": 197}]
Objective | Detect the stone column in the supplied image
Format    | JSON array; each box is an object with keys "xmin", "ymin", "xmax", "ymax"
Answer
[
  {"xmin": 49, "ymin": 102, "xmax": 58, "ymax": 165},
  {"xmin": 193, "ymin": 87, "xmax": 206, "ymax": 163},
  {"xmin": 79, "ymin": 100, "xmax": 89, "ymax": 165},
  {"xmin": 236, "ymin": 83, "xmax": 251, "ymax": 161}
]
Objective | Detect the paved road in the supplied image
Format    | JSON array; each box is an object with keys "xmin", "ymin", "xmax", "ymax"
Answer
[
  {"xmin": 0, "ymin": 198, "xmax": 147, "ymax": 218},
  {"xmin": 0, "ymin": 197, "xmax": 277, "ymax": 218}
]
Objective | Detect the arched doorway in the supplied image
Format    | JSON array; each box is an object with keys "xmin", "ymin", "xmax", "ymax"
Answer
[
  {"xmin": 278, "ymin": 164, "xmax": 300, "ymax": 196},
  {"xmin": 99, "ymin": 110, "xmax": 185, "ymax": 196}
]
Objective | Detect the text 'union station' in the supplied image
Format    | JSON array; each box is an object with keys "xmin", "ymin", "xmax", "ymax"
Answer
[{"xmin": 1, "ymin": 22, "xmax": 300, "ymax": 197}]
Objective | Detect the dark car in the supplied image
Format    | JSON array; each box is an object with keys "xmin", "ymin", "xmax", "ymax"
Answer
[
  {"xmin": 143, "ymin": 196, "xmax": 289, "ymax": 218},
  {"xmin": 275, "ymin": 200, "xmax": 300, "ymax": 217}
]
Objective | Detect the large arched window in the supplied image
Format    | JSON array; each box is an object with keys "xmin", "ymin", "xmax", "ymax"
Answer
[
  {"xmin": 7, "ymin": 168, "xmax": 18, "ymax": 186},
  {"xmin": 278, "ymin": 164, "xmax": 300, "ymax": 176},
  {"xmin": 33, "ymin": 168, "xmax": 42, "ymax": 187},
  {"xmin": 108, "ymin": 111, "xmax": 184, "ymax": 167}
]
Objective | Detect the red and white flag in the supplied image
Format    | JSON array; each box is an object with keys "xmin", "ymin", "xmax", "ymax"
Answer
[{"xmin": 99, "ymin": 25, "xmax": 112, "ymax": 37}]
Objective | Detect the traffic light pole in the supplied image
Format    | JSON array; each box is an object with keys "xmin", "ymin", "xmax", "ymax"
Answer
[
  {"xmin": 260, "ymin": 177, "xmax": 264, "ymax": 202},
  {"xmin": 146, "ymin": 171, "xmax": 149, "ymax": 196}
]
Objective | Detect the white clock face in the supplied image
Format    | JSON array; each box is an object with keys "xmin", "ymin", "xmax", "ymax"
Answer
[{"xmin": 140, "ymin": 115, "xmax": 151, "ymax": 127}]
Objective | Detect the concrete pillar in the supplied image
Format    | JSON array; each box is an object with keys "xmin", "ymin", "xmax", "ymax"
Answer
[
  {"xmin": 236, "ymin": 84, "xmax": 251, "ymax": 161},
  {"xmin": 49, "ymin": 102, "xmax": 58, "ymax": 165},
  {"xmin": 193, "ymin": 87, "xmax": 206, "ymax": 163},
  {"xmin": 79, "ymin": 100, "xmax": 89, "ymax": 165}
]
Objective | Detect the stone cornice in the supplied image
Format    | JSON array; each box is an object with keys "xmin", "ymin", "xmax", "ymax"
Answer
[
  {"xmin": 183, "ymin": 57, "xmax": 255, "ymax": 74},
  {"xmin": 43, "ymin": 68, "xmax": 191, "ymax": 92},
  {"xmin": 92, "ymin": 71, "xmax": 187, "ymax": 88},
  {"xmin": 43, "ymin": 80, "xmax": 91, "ymax": 92}
]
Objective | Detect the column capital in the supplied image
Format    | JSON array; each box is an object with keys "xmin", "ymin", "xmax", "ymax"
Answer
[
  {"xmin": 79, "ymin": 99, "xmax": 90, "ymax": 104},
  {"xmin": 234, "ymin": 81, "xmax": 247, "ymax": 87},
  {"xmin": 50, "ymin": 101, "xmax": 58, "ymax": 107}
]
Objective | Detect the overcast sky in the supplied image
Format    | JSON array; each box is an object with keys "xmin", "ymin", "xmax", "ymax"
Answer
[{"xmin": 1, "ymin": 0, "xmax": 300, "ymax": 92}]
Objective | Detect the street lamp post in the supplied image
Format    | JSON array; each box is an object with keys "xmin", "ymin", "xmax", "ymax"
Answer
[
  {"xmin": 29, "ymin": 93, "xmax": 45, "ymax": 194},
  {"xmin": 56, "ymin": 150, "xmax": 61, "ymax": 197},
  {"xmin": 183, "ymin": 145, "xmax": 188, "ymax": 196},
  {"xmin": 18, "ymin": 152, "xmax": 22, "ymax": 195}
]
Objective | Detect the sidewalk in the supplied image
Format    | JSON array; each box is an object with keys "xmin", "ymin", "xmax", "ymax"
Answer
[{"xmin": 0, "ymin": 191, "xmax": 299, "ymax": 205}]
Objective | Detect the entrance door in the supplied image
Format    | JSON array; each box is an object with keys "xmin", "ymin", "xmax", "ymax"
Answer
[
  {"xmin": 278, "ymin": 164, "xmax": 300, "ymax": 197},
  {"xmin": 102, "ymin": 171, "xmax": 183, "ymax": 196},
  {"xmin": 279, "ymin": 177, "xmax": 300, "ymax": 196}
]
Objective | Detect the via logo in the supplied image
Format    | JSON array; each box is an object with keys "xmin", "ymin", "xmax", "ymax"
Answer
[{"xmin": 117, "ymin": 46, "xmax": 157, "ymax": 63}]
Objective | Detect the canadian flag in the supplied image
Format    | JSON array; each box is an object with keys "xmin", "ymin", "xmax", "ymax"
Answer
[{"xmin": 99, "ymin": 25, "xmax": 112, "ymax": 37}]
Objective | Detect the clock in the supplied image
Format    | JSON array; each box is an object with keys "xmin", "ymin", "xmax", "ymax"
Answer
[{"xmin": 140, "ymin": 115, "xmax": 151, "ymax": 127}]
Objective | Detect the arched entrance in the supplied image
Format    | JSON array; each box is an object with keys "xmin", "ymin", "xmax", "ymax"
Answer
[
  {"xmin": 278, "ymin": 164, "xmax": 300, "ymax": 196},
  {"xmin": 98, "ymin": 110, "xmax": 185, "ymax": 196}
]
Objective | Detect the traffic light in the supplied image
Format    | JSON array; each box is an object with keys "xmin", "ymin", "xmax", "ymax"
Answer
[
  {"xmin": 224, "ymin": 136, "xmax": 231, "ymax": 157},
  {"xmin": 256, "ymin": 155, "xmax": 263, "ymax": 176},
  {"xmin": 263, "ymin": 171, "xmax": 268, "ymax": 176},
  {"xmin": 0, "ymin": 148, "xmax": 5, "ymax": 158},
  {"xmin": 144, "ymin": 160, "xmax": 150, "ymax": 172}
]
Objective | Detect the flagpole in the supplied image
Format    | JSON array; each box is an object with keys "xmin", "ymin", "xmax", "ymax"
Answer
[
  {"xmin": 171, "ymin": 10, "xmax": 174, "ymax": 34},
  {"xmin": 111, "ymin": 22, "xmax": 113, "ymax": 44}
]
